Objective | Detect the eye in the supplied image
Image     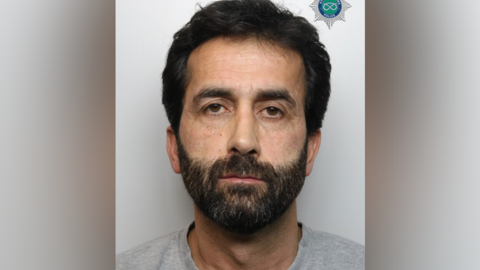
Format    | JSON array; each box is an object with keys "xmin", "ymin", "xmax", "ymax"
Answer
[
  {"xmin": 265, "ymin": 106, "xmax": 281, "ymax": 116},
  {"xmin": 204, "ymin": 103, "xmax": 227, "ymax": 114},
  {"xmin": 259, "ymin": 106, "xmax": 283, "ymax": 119},
  {"xmin": 207, "ymin": 104, "xmax": 222, "ymax": 112}
]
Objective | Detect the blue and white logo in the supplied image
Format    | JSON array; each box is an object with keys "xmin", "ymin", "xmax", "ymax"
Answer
[{"xmin": 310, "ymin": 0, "xmax": 351, "ymax": 29}]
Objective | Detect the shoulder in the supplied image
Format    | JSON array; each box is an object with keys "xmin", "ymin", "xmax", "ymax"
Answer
[
  {"xmin": 299, "ymin": 225, "xmax": 365, "ymax": 270},
  {"xmin": 116, "ymin": 230, "xmax": 184, "ymax": 270}
]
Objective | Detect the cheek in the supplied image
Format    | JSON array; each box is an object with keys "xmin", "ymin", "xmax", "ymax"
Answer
[
  {"xmin": 179, "ymin": 121, "xmax": 228, "ymax": 158},
  {"xmin": 261, "ymin": 127, "xmax": 306, "ymax": 165}
]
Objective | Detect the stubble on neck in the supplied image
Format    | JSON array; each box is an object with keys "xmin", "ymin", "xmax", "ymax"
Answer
[{"xmin": 187, "ymin": 201, "xmax": 302, "ymax": 270}]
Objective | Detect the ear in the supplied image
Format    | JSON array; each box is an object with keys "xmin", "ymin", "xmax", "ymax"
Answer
[
  {"xmin": 166, "ymin": 126, "xmax": 181, "ymax": 174},
  {"xmin": 305, "ymin": 130, "xmax": 321, "ymax": 176}
]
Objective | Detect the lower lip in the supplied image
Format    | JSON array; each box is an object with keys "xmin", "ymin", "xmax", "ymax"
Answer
[{"xmin": 220, "ymin": 177, "xmax": 263, "ymax": 184}]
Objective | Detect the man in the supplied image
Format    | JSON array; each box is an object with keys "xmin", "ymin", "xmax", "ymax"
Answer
[{"xmin": 117, "ymin": 0, "xmax": 364, "ymax": 269}]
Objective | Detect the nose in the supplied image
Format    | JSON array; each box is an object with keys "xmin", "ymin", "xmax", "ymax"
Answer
[{"xmin": 227, "ymin": 109, "xmax": 260, "ymax": 156}]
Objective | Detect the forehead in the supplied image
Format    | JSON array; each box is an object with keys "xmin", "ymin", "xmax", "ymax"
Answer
[{"xmin": 185, "ymin": 37, "xmax": 305, "ymax": 101}]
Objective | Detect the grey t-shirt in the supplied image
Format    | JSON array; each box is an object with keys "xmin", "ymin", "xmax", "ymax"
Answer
[{"xmin": 116, "ymin": 223, "xmax": 364, "ymax": 270}]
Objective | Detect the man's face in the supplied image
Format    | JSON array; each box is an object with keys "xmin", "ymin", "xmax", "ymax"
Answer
[{"xmin": 167, "ymin": 37, "xmax": 321, "ymax": 233}]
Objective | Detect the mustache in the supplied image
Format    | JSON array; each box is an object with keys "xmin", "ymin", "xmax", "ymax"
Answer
[
  {"xmin": 177, "ymin": 137, "xmax": 308, "ymax": 193},
  {"xmin": 208, "ymin": 154, "xmax": 278, "ymax": 183}
]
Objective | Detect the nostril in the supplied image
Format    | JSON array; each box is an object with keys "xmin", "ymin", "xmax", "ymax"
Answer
[
  {"xmin": 227, "ymin": 121, "xmax": 260, "ymax": 155},
  {"xmin": 229, "ymin": 147, "xmax": 257, "ymax": 156}
]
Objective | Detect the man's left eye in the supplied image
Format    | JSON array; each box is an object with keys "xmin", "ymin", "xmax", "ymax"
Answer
[{"xmin": 264, "ymin": 107, "xmax": 282, "ymax": 116}]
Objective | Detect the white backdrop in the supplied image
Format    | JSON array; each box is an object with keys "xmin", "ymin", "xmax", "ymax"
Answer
[{"xmin": 116, "ymin": 0, "xmax": 364, "ymax": 254}]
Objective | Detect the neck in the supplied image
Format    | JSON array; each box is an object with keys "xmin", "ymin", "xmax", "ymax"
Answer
[{"xmin": 187, "ymin": 201, "xmax": 301, "ymax": 270}]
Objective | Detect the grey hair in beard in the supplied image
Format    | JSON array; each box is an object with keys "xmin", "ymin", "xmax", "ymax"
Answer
[{"xmin": 177, "ymin": 138, "xmax": 308, "ymax": 234}]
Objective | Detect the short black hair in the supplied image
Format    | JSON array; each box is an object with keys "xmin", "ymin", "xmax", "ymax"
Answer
[{"xmin": 162, "ymin": 0, "xmax": 331, "ymax": 137}]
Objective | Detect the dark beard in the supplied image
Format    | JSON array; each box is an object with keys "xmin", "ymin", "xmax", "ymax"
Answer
[{"xmin": 177, "ymin": 138, "xmax": 307, "ymax": 234}]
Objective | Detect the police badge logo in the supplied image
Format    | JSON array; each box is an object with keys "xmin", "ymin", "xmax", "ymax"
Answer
[{"xmin": 310, "ymin": 0, "xmax": 351, "ymax": 29}]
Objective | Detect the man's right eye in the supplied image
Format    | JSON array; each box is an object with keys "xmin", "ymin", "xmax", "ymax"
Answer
[{"xmin": 206, "ymin": 103, "xmax": 223, "ymax": 113}]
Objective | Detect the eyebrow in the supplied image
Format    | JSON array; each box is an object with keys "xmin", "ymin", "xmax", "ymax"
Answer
[
  {"xmin": 192, "ymin": 86, "xmax": 297, "ymax": 107},
  {"xmin": 256, "ymin": 88, "xmax": 297, "ymax": 108},
  {"xmin": 193, "ymin": 87, "xmax": 233, "ymax": 104}
]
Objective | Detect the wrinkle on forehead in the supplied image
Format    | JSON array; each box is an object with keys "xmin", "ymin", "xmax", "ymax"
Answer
[{"xmin": 186, "ymin": 36, "xmax": 305, "ymax": 98}]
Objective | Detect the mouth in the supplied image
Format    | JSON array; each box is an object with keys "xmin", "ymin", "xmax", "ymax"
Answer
[{"xmin": 219, "ymin": 173, "xmax": 264, "ymax": 184}]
